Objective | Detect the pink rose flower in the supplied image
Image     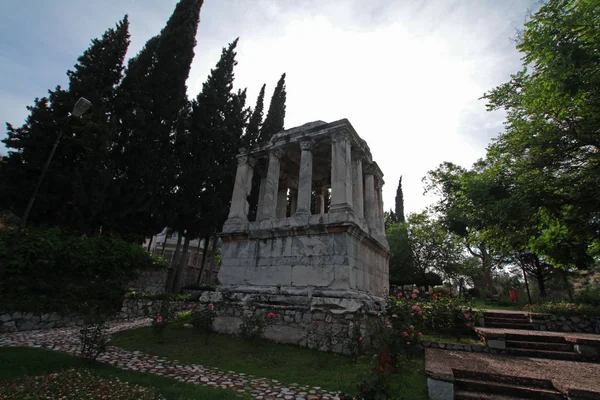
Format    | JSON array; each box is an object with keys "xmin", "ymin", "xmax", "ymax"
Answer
[
  {"xmin": 355, "ymin": 321, "xmax": 359, "ymax": 327},
  {"xmin": 392, "ymin": 314, "xmax": 398, "ymax": 318},
  {"xmin": 403, "ymin": 331, "xmax": 409, "ymax": 337},
  {"xmin": 411, "ymin": 293, "xmax": 417, "ymax": 299},
  {"xmin": 207, "ymin": 303, "xmax": 213, "ymax": 309},
  {"xmin": 156, "ymin": 316, "xmax": 163, "ymax": 323},
  {"xmin": 466, "ymin": 323, "xmax": 471, "ymax": 328},
  {"xmin": 418, "ymin": 332, "xmax": 422, "ymax": 337},
  {"xmin": 406, "ymin": 341, "xmax": 411, "ymax": 345},
  {"xmin": 410, "ymin": 325, "xmax": 414, "ymax": 330},
  {"xmin": 359, "ymin": 337, "xmax": 363, "ymax": 341}
]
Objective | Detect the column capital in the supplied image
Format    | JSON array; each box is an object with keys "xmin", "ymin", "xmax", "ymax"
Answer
[
  {"xmin": 299, "ymin": 139, "xmax": 316, "ymax": 151},
  {"xmin": 363, "ymin": 163, "xmax": 377, "ymax": 175},
  {"xmin": 351, "ymin": 148, "xmax": 365, "ymax": 162},
  {"xmin": 269, "ymin": 147, "xmax": 285, "ymax": 159},
  {"xmin": 236, "ymin": 154, "xmax": 256, "ymax": 167},
  {"xmin": 331, "ymin": 131, "xmax": 349, "ymax": 144}
]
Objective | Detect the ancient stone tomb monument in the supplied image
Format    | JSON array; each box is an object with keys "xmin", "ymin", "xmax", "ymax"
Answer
[{"xmin": 204, "ymin": 119, "xmax": 390, "ymax": 352}]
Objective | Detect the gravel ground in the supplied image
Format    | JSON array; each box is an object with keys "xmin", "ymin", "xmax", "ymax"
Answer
[{"xmin": 425, "ymin": 347, "xmax": 600, "ymax": 395}]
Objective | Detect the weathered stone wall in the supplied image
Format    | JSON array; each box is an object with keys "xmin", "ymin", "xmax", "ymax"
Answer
[
  {"xmin": 532, "ymin": 314, "xmax": 600, "ymax": 334},
  {"xmin": 0, "ymin": 299, "xmax": 189, "ymax": 333},
  {"xmin": 201, "ymin": 290, "xmax": 384, "ymax": 355}
]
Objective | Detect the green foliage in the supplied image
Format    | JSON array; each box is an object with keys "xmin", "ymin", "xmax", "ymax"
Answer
[
  {"xmin": 238, "ymin": 311, "xmax": 278, "ymax": 341},
  {"xmin": 79, "ymin": 322, "xmax": 109, "ymax": 363},
  {"xmin": 394, "ymin": 176, "xmax": 406, "ymax": 223},
  {"xmin": 191, "ymin": 303, "xmax": 216, "ymax": 344},
  {"xmin": 150, "ymin": 299, "xmax": 178, "ymax": 342},
  {"xmin": 0, "ymin": 368, "xmax": 163, "ymax": 400},
  {"xmin": 181, "ymin": 283, "xmax": 217, "ymax": 291},
  {"xmin": 124, "ymin": 291, "xmax": 194, "ymax": 302},
  {"xmin": 523, "ymin": 301, "xmax": 600, "ymax": 317},
  {"xmin": 386, "ymin": 222, "xmax": 413, "ymax": 286},
  {"xmin": 245, "ymin": 83, "xmax": 266, "ymax": 148},
  {"xmin": 172, "ymin": 310, "xmax": 194, "ymax": 327},
  {"xmin": 0, "ymin": 227, "xmax": 158, "ymax": 316},
  {"xmin": 576, "ymin": 283, "xmax": 600, "ymax": 306},
  {"xmin": 259, "ymin": 73, "xmax": 287, "ymax": 142}
]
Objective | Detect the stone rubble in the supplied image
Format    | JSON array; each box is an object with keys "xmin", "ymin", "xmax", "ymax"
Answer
[{"xmin": 0, "ymin": 318, "xmax": 343, "ymax": 400}]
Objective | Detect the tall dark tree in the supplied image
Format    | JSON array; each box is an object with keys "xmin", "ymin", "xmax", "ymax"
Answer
[
  {"xmin": 0, "ymin": 16, "xmax": 131, "ymax": 234},
  {"xmin": 258, "ymin": 73, "xmax": 286, "ymax": 142},
  {"xmin": 168, "ymin": 38, "xmax": 247, "ymax": 291},
  {"xmin": 109, "ymin": 0, "xmax": 203, "ymax": 239},
  {"xmin": 244, "ymin": 83, "xmax": 265, "ymax": 148},
  {"xmin": 394, "ymin": 176, "xmax": 406, "ymax": 223}
]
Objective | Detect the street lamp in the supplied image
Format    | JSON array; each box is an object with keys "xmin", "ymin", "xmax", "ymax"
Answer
[{"xmin": 0, "ymin": 97, "xmax": 92, "ymax": 281}]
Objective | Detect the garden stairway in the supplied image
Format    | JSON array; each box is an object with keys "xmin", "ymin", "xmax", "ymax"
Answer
[
  {"xmin": 476, "ymin": 327, "xmax": 600, "ymax": 363},
  {"xmin": 483, "ymin": 311, "xmax": 534, "ymax": 330},
  {"xmin": 452, "ymin": 369, "xmax": 565, "ymax": 400}
]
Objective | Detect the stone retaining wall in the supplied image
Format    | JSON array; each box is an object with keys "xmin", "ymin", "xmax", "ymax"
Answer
[
  {"xmin": 531, "ymin": 314, "xmax": 600, "ymax": 334},
  {"xmin": 0, "ymin": 299, "xmax": 190, "ymax": 333},
  {"xmin": 200, "ymin": 290, "xmax": 384, "ymax": 355}
]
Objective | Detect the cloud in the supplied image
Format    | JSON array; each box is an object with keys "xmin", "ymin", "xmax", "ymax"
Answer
[{"xmin": 0, "ymin": 0, "xmax": 537, "ymax": 215}]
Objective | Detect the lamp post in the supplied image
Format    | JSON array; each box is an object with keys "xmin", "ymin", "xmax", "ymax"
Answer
[{"xmin": 0, "ymin": 97, "xmax": 92, "ymax": 282}]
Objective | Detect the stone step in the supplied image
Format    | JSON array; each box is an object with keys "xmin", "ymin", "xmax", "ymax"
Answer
[
  {"xmin": 453, "ymin": 369, "xmax": 557, "ymax": 390},
  {"xmin": 504, "ymin": 333, "xmax": 568, "ymax": 344},
  {"xmin": 454, "ymin": 378, "xmax": 565, "ymax": 400},
  {"xmin": 485, "ymin": 322, "xmax": 535, "ymax": 330},
  {"xmin": 505, "ymin": 340, "xmax": 574, "ymax": 352},
  {"xmin": 485, "ymin": 316, "xmax": 531, "ymax": 324},
  {"xmin": 483, "ymin": 312, "xmax": 530, "ymax": 319},
  {"xmin": 503, "ymin": 347, "xmax": 582, "ymax": 361},
  {"xmin": 454, "ymin": 390, "xmax": 530, "ymax": 400}
]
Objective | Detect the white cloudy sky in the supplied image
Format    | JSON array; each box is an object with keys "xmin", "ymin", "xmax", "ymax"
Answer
[{"xmin": 0, "ymin": 0, "xmax": 538, "ymax": 215}]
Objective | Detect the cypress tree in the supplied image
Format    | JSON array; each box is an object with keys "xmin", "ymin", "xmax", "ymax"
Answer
[
  {"xmin": 1, "ymin": 17, "xmax": 131, "ymax": 233},
  {"xmin": 244, "ymin": 83, "xmax": 265, "ymax": 148},
  {"xmin": 395, "ymin": 176, "xmax": 406, "ymax": 223},
  {"xmin": 259, "ymin": 73, "xmax": 286, "ymax": 142},
  {"xmin": 109, "ymin": 0, "xmax": 203, "ymax": 239},
  {"xmin": 168, "ymin": 38, "xmax": 247, "ymax": 291}
]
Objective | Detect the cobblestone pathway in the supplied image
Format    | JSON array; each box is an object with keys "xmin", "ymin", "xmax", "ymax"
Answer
[{"xmin": 0, "ymin": 319, "xmax": 342, "ymax": 400}]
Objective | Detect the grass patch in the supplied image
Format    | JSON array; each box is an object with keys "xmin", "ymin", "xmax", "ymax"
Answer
[
  {"xmin": 111, "ymin": 326, "xmax": 429, "ymax": 398},
  {"xmin": 0, "ymin": 347, "xmax": 248, "ymax": 400},
  {"xmin": 472, "ymin": 299, "xmax": 522, "ymax": 311}
]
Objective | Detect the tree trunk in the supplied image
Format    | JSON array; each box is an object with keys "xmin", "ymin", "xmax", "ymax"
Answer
[
  {"xmin": 562, "ymin": 270, "xmax": 573, "ymax": 302},
  {"xmin": 522, "ymin": 265, "xmax": 532, "ymax": 305},
  {"xmin": 481, "ymin": 248, "xmax": 494, "ymax": 295},
  {"xmin": 196, "ymin": 233, "xmax": 211, "ymax": 285},
  {"xmin": 172, "ymin": 236, "xmax": 191, "ymax": 293},
  {"xmin": 534, "ymin": 257, "xmax": 547, "ymax": 297},
  {"xmin": 160, "ymin": 232, "xmax": 168, "ymax": 256},
  {"xmin": 165, "ymin": 232, "xmax": 183, "ymax": 292},
  {"xmin": 147, "ymin": 235, "xmax": 153, "ymax": 254}
]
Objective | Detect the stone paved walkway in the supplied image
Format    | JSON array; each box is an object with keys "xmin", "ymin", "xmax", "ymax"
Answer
[{"xmin": 0, "ymin": 319, "xmax": 342, "ymax": 400}]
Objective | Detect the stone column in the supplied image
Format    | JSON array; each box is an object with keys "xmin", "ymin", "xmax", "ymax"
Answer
[
  {"xmin": 376, "ymin": 178, "xmax": 385, "ymax": 233},
  {"xmin": 256, "ymin": 175, "xmax": 267, "ymax": 221},
  {"xmin": 317, "ymin": 186, "xmax": 326, "ymax": 214},
  {"xmin": 276, "ymin": 186, "xmax": 288, "ymax": 218},
  {"xmin": 351, "ymin": 150, "xmax": 364, "ymax": 219},
  {"xmin": 364, "ymin": 164, "xmax": 378, "ymax": 233},
  {"xmin": 261, "ymin": 148, "xmax": 282, "ymax": 220},
  {"xmin": 289, "ymin": 189, "xmax": 298, "ymax": 215},
  {"xmin": 330, "ymin": 131, "xmax": 353, "ymax": 213},
  {"xmin": 226, "ymin": 152, "xmax": 255, "ymax": 223},
  {"xmin": 295, "ymin": 140, "xmax": 314, "ymax": 217}
]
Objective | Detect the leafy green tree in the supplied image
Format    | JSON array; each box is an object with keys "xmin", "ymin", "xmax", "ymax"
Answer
[
  {"xmin": 109, "ymin": 0, "xmax": 203, "ymax": 239},
  {"xmin": 386, "ymin": 222, "xmax": 413, "ymax": 286},
  {"xmin": 482, "ymin": 0, "xmax": 599, "ymax": 270},
  {"xmin": 0, "ymin": 17, "xmax": 131, "ymax": 235},
  {"xmin": 259, "ymin": 73, "xmax": 286, "ymax": 142}
]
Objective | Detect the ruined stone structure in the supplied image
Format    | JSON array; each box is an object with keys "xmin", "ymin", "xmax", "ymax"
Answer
[{"xmin": 202, "ymin": 119, "xmax": 390, "ymax": 353}]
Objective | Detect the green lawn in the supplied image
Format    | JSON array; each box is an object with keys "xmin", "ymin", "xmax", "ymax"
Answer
[
  {"xmin": 0, "ymin": 347, "xmax": 248, "ymax": 400},
  {"xmin": 111, "ymin": 326, "xmax": 429, "ymax": 399},
  {"xmin": 472, "ymin": 299, "xmax": 523, "ymax": 311}
]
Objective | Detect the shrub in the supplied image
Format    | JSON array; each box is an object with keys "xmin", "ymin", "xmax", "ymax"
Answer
[
  {"xmin": 238, "ymin": 311, "xmax": 277, "ymax": 341},
  {"xmin": 576, "ymin": 284, "xmax": 600, "ymax": 306},
  {"xmin": 191, "ymin": 303, "xmax": 216, "ymax": 344},
  {"xmin": 523, "ymin": 301, "xmax": 600, "ymax": 317},
  {"xmin": 0, "ymin": 369, "xmax": 162, "ymax": 399},
  {"xmin": 0, "ymin": 227, "xmax": 159, "ymax": 317},
  {"xmin": 125, "ymin": 291, "xmax": 194, "ymax": 302},
  {"xmin": 172, "ymin": 310, "xmax": 194, "ymax": 327},
  {"xmin": 151, "ymin": 299, "xmax": 177, "ymax": 342},
  {"xmin": 79, "ymin": 321, "xmax": 109, "ymax": 363}
]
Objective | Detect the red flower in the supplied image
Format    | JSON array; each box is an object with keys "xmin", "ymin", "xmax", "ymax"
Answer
[
  {"xmin": 207, "ymin": 303, "xmax": 213, "ymax": 309},
  {"xmin": 466, "ymin": 323, "xmax": 471, "ymax": 328},
  {"xmin": 403, "ymin": 331, "xmax": 409, "ymax": 337},
  {"xmin": 156, "ymin": 316, "xmax": 163, "ymax": 323},
  {"xmin": 359, "ymin": 337, "xmax": 363, "ymax": 341}
]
